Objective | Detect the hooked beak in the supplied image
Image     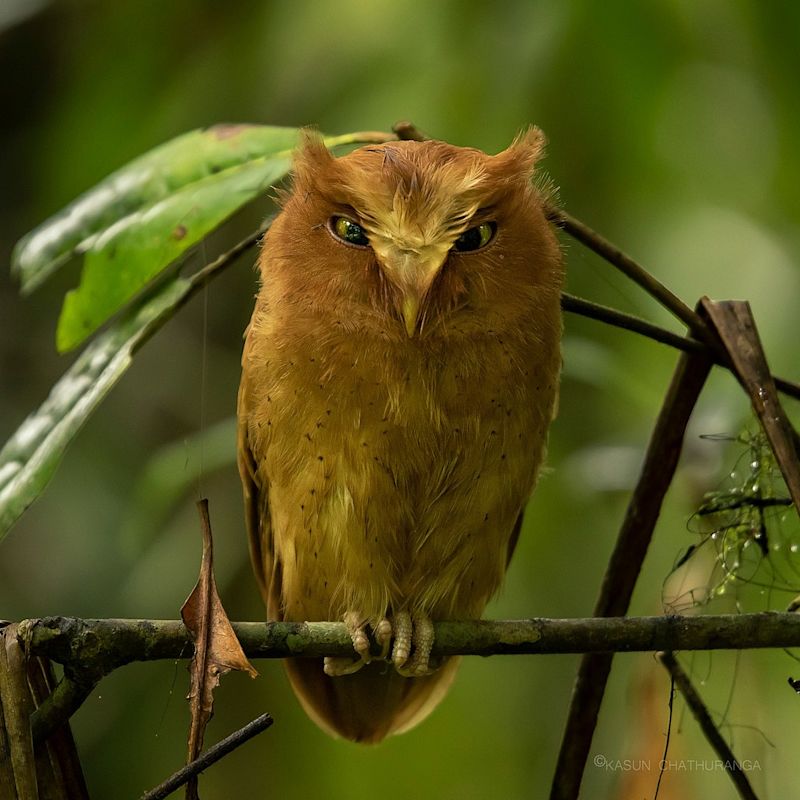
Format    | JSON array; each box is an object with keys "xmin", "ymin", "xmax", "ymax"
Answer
[{"xmin": 375, "ymin": 245, "xmax": 449, "ymax": 337}]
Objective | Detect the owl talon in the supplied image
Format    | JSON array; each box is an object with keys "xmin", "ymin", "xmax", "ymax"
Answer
[
  {"xmin": 325, "ymin": 610, "xmax": 437, "ymax": 677},
  {"xmin": 325, "ymin": 611, "xmax": 372, "ymax": 676},
  {"xmin": 391, "ymin": 611, "xmax": 436, "ymax": 677},
  {"xmin": 324, "ymin": 655, "xmax": 368, "ymax": 676},
  {"xmin": 391, "ymin": 610, "xmax": 413, "ymax": 668},
  {"xmin": 374, "ymin": 617, "xmax": 392, "ymax": 660}
]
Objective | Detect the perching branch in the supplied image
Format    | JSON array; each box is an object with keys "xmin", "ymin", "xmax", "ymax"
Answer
[
  {"xmin": 17, "ymin": 613, "xmax": 800, "ymax": 662},
  {"xmin": 12, "ymin": 612, "xmax": 800, "ymax": 743}
]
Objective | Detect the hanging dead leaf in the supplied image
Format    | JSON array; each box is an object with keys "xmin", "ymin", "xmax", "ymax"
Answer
[{"xmin": 181, "ymin": 498, "xmax": 257, "ymax": 799}]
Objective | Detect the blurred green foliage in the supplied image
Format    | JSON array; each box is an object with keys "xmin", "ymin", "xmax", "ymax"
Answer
[{"xmin": 1, "ymin": 1, "xmax": 799, "ymax": 798}]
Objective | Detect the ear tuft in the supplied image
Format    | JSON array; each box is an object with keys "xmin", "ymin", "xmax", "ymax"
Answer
[
  {"xmin": 292, "ymin": 128, "xmax": 336, "ymax": 189},
  {"xmin": 493, "ymin": 126, "xmax": 547, "ymax": 177}
]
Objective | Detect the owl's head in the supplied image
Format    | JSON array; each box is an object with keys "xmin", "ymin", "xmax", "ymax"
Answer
[{"xmin": 262, "ymin": 130, "xmax": 562, "ymax": 341}]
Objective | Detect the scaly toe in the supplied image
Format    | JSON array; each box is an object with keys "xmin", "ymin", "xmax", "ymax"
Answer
[
  {"xmin": 325, "ymin": 610, "xmax": 372, "ymax": 676},
  {"xmin": 344, "ymin": 610, "xmax": 371, "ymax": 660},
  {"xmin": 407, "ymin": 613, "xmax": 435, "ymax": 676},
  {"xmin": 393, "ymin": 611, "xmax": 437, "ymax": 677},
  {"xmin": 391, "ymin": 610, "xmax": 413, "ymax": 669},
  {"xmin": 324, "ymin": 655, "xmax": 369, "ymax": 676},
  {"xmin": 374, "ymin": 617, "xmax": 392, "ymax": 660}
]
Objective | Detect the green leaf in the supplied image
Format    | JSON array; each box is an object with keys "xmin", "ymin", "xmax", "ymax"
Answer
[
  {"xmin": 0, "ymin": 216, "xmax": 270, "ymax": 540},
  {"xmin": 0, "ymin": 126, "xmax": 393, "ymax": 535},
  {"xmin": 11, "ymin": 125, "xmax": 391, "ymax": 352},
  {"xmin": 0, "ymin": 277, "xmax": 192, "ymax": 541},
  {"xmin": 12, "ymin": 125, "xmax": 297, "ymax": 293},
  {"xmin": 54, "ymin": 154, "xmax": 290, "ymax": 352}
]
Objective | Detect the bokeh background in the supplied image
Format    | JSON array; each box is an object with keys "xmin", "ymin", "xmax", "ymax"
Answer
[{"xmin": 2, "ymin": 1, "xmax": 800, "ymax": 797}]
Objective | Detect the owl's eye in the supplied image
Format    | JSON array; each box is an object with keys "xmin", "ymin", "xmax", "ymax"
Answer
[
  {"xmin": 453, "ymin": 222, "xmax": 496, "ymax": 252},
  {"xmin": 330, "ymin": 216, "xmax": 370, "ymax": 248}
]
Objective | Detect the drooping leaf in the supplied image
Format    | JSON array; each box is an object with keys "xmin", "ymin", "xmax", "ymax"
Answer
[
  {"xmin": 54, "ymin": 154, "xmax": 289, "ymax": 352},
  {"xmin": 11, "ymin": 126, "xmax": 392, "ymax": 352},
  {"xmin": 0, "ymin": 216, "xmax": 271, "ymax": 540},
  {"xmin": 181, "ymin": 499, "xmax": 257, "ymax": 799},
  {"xmin": 0, "ymin": 277, "xmax": 192, "ymax": 541},
  {"xmin": 0, "ymin": 127, "xmax": 393, "ymax": 535},
  {"xmin": 12, "ymin": 125, "xmax": 298, "ymax": 293}
]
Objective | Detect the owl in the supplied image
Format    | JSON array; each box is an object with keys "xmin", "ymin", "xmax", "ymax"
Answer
[{"xmin": 237, "ymin": 129, "xmax": 563, "ymax": 743}]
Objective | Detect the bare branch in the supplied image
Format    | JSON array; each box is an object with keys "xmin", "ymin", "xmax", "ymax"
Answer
[
  {"xmin": 547, "ymin": 205, "xmax": 707, "ymax": 338},
  {"xmin": 139, "ymin": 712, "xmax": 273, "ymax": 800},
  {"xmin": 561, "ymin": 293, "xmax": 706, "ymax": 353},
  {"xmin": 550, "ymin": 347, "xmax": 713, "ymax": 800},
  {"xmin": 11, "ymin": 611, "xmax": 800, "ymax": 744},
  {"xmin": 658, "ymin": 651, "xmax": 760, "ymax": 800},
  {"xmin": 560, "ymin": 293, "xmax": 800, "ymax": 401},
  {"xmin": 700, "ymin": 299, "xmax": 800, "ymax": 511},
  {"xmin": 16, "ymin": 613, "xmax": 800, "ymax": 667},
  {"xmin": 29, "ymin": 673, "xmax": 95, "ymax": 745}
]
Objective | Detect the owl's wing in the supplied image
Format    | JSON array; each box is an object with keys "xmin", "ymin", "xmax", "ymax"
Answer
[
  {"xmin": 237, "ymin": 384, "xmax": 282, "ymax": 620},
  {"xmin": 505, "ymin": 511, "xmax": 524, "ymax": 567}
]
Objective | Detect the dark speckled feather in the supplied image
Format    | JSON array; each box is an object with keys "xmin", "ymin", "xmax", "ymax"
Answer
[{"xmin": 238, "ymin": 130, "xmax": 563, "ymax": 741}]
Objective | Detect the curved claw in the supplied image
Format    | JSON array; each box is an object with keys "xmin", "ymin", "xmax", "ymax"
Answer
[
  {"xmin": 324, "ymin": 610, "xmax": 372, "ymax": 676},
  {"xmin": 391, "ymin": 610, "xmax": 413, "ymax": 669},
  {"xmin": 392, "ymin": 611, "xmax": 436, "ymax": 677},
  {"xmin": 324, "ymin": 609, "xmax": 438, "ymax": 678}
]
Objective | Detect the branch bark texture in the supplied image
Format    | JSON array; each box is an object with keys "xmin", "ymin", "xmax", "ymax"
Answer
[{"xmin": 15, "ymin": 613, "xmax": 800, "ymax": 666}]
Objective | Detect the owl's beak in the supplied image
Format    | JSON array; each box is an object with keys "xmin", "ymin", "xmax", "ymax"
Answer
[
  {"xmin": 400, "ymin": 295, "xmax": 423, "ymax": 338},
  {"xmin": 376, "ymin": 245, "xmax": 448, "ymax": 337}
]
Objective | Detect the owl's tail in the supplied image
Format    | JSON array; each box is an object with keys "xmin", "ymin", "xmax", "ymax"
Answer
[{"xmin": 284, "ymin": 656, "xmax": 461, "ymax": 743}]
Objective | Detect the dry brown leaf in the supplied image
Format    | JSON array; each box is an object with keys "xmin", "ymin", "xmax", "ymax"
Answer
[{"xmin": 180, "ymin": 499, "xmax": 257, "ymax": 799}]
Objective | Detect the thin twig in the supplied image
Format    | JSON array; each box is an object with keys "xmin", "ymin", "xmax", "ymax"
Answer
[
  {"xmin": 550, "ymin": 347, "xmax": 713, "ymax": 800},
  {"xmin": 561, "ymin": 293, "xmax": 706, "ymax": 353},
  {"xmin": 658, "ymin": 652, "xmax": 760, "ymax": 800},
  {"xmin": 547, "ymin": 205, "xmax": 708, "ymax": 338},
  {"xmin": 653, "ymin": 670, "xmax": 675, "ymax": 800},
  {"xmin": 146, "ymin": 215, "xmax": 275, "ymax": 340},
  {"xmin": 139, "ymin": 712, "xmax": 273, "ymax": 800},
  {"xmin": 560, "ymin": 293, "xmax": 800, "ymax": 401}
]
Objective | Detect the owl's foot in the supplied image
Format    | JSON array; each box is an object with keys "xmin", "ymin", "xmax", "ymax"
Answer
[
  {"xmin": 391, "ymin": 610, "xmax": 436, "ymax": 677},
  {"xmin": 324, "ymin": 611, "xmax": 392, "ymax": 676},
  {"xmin": 323, "ymin": 610, "xmax": 436, "ymax": 677}
]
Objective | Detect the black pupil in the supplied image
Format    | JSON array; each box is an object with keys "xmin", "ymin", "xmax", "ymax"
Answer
[
  {"xmin": 343, "ymin": 220, "xmax": 368, "ymax": 245},
  {"xmin": 454, "ymin": 227, "xmax": 483, "ymax": 251}
]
